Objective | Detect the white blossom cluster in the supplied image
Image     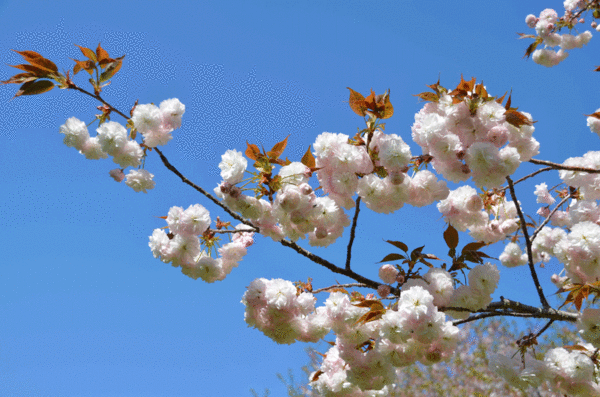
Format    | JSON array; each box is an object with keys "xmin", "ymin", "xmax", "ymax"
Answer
[
  {"xmin": 215, "ymin": 151, "xmax": 351, "ymax": 247},
  {"xmin": 411, "ymin": 94, "xmax": 539, "ymax": 189},
  {"xmin": 437, "ymin": 186, "xmax": 519, "ymax": 244},
  {"xmin": 241, "ymin": 278, "xmax": 460, "ymax": 394},
  {"xmin": 525, "ymin": 6, "xmax": 594, "ymax": 67},
  {"xmin": 492, "ymin": 345, "xmax": 600, "ymax": 396},
  {"xmin": 58, "ymin": 98, "xmax": 185, "ymax": 193},
  {"xmin": 148, "ymin": 204, "xmax": 254, "ymax": 282}
]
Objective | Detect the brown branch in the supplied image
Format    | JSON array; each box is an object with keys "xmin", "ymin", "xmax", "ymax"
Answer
[
  {"xmin": 345, "ymin": 196, "xmax": 361, "ymax": 271},
  {"xmin": 448, "ymin": 297, "xmax": 578, "ymax": 326},
  {"xmin": 530, "ymin": 193, "xmax": 572, "ymax": 242},
  {"xmin": 529, "ymin": 158, "xmax": 600, "ymax": 174},
  {"xmin": 68, "ymin": 84, "xmax": 130, "ymax": 120},
  {"xmin": 312, "ymin": 283, "xmax": 369, "ymax": 294},
  {"xmin": 499, "ymin": 166, "xmax": 553, "ymax": 192},
  {"xmin": 506, "ymin": 176, "xmax": 549, "ymax": 308},
  {"xmin": 154, "ymin": 147, "xmax": 259, "ymax": 232}
]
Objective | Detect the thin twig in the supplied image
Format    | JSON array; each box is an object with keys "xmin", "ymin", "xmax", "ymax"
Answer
[
  {"xmin": 530, "ymin": 194, "xmax": 571, "ymax": 242},
  {"xmin": 535, "ymin": 319, "xmax": 555, "ymax": 339},
  {"xmin": 506, "ymin": 176, "xmax": 549, "ymax": 308},
  {"xmin": 312, "ymin": 283, "xmax": 368, "ymax": 294},
  {"xmin": 345, "ymin": 196, "xmax": 361, "ymax": 271},
  {"xmin": 154, "ymin": 147, "xmax": 259, "ymax": 231},
  {"xmin": 499, "ymin": 166, "xmax": 553, "ymax": 192}
]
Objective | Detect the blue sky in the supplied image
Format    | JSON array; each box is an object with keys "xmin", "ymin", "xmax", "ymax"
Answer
[{"xmin": 0, "ymin": 1, "xmax": 598, "ymax": 396}]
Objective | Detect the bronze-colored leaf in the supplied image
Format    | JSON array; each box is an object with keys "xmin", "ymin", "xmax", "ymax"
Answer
[
  {"xmin": 347, "ymin": 87, "xmax": 367, "ymax": 116},
  {"xmin": 524, "ymin": 38, "xmax": 542, "ymax": 59},
  {"xmin": 456, "ymin": 75, "xmax": 476, "ymax": 93},
  {"xmin": 414, "ymin": 91, "xmax": 439, "ymax": 102},
  {"xmin": 443, "ymin": 224, "xmax": 459, "ymax": 249},
  {"xmin": 12, "ymin": 79, "xmax": 54, "ymax": 98},
  {"xmin": 310, "ymin": 370, "xmax": 323, "ymax": 382},
  {"xmin": 448, "ymin": 261, "xmax": 469, "ymax": 272},
  {"xmin": 96, "ymin": 43, "xmax": 110, "ymax": 64},
  {"xmin": 71, "ymin": 59, "xmax": 95, "ymax": 76},
  {"xmin": 245, "ymin": 142, "xmax": 261, "ymax": 161},
  {"xmin": 504, "ymin": 91, "xmax": 513, "ymax": 110},
  {"xmin": 267, "ymin": 135, "xmax": 289, "ymax": 159},
  {"xmin": 475, "ymin": 82, "xmax": 488, "ymax": 98},
  {"xmin": 505, "ymin": 109, "xmax": 535, "ymax": 128},
  {"xmin": 6, "ymin": 63, "xmax": 54, "ymax": 77},
  {"xmin": 385, "ymin": 240, "xmax": 408, "ymax": 252},
  {"xmin": 75, "ymin": 44, "xmax": 97, "ymax": 63},
  {"xmin": 354, "ymin": 308, "xmax": 385, "ymax": 326},
  {"xmin": 585, "ymin": 112, "xmax": 600, "ymax": 120},
  {"xmin": 378, "ymin": 253, "xmax": 405, "ymax": 263},
  {"xmin": 300, "ymin": 145, "xmax": 316, "ymax": 168},
  {"xmin": 379, "ymin": 90, "xmax": 394, "ymax": 119},
  {"xmin": 462, "ymin": 241, "xmax": 487, "ymax": 252},
  {"xmin": 11, "ymin": 49, "xmax": 58, "ymax": 73},
  {"xmin": 595, "ymin": 65, "xmax": 600, "ymax": 72},
  {"xmin": 99, "ymin": 58, "xmax": 123, "ymax": 83},
  {"xmin": 496, "ymin": 91, "xmax": 507, "ymax": 105},
  {"xmin": 353, "ymin": 299, "xmax": 384, "ymax": 310},
  {"xmin": 0, "ymin": 72, "xmax": 38, "ymax": 85}
]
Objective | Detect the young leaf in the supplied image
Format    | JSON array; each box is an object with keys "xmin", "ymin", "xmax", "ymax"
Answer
[
  {"xmin": 505, "ymin": 109, "xmax": 535, "ymax": 128},
  {"xmin": 461, "ymin": 241, "xmax": 487, "ymax": 252},
  {"xmin": 300, "ymin": 145, "xmax": 315, "ymax": 168},
  {"xmin": 378, "ymin": 253, "xmax": 405, "ymax": 263},
  {"xmin": 385, "ymin": 240, "xmax": 408, "ymax": 252},
  {"xmin": 347, "ymin": 87, "xmax": 367, "ymax": 116},
  {"xmin": 11, "ymin": 49, "xmax": 58, "ymax": 73},
  {"xmin": 267, "ymin": 135, "xmax": 289, "ymax": 159},
  {"xmin": 99, "ymin": 57, "xmax": 123, "ymax": 83},
  {"xmin": 96, "ymin": 43, "xmax": 110, "ymax": 64},
  {"xmin": 75, "ymin": 44, "xmax": 97, "ymax": 63},
  {"xmin": 6, "ymin": 63, "xmax": 54, "ymax": 77},
  {"xmin": 443, "ymin": 224, "xmax": 459, "ymax": 249},
  {"xmin": 0, "ymin": 73, "xmax": 38, "ymax": 85},
  {"xmin": 245, "ymin": 142, "xmax": 261, "ymax": 161},
  {"xmin": 413, "ymin": 91, "xmax": 439, "ymax": 102},
  {"xmin": 12, "ymin": 79, "xmax": 54, "ymax": 98},
  {"xmin": 71, "ymin": 59, "xmax": 95, "ymax": 76}
]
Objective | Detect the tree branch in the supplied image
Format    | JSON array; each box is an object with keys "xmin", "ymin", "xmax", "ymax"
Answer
[
  {"xmin": 530, "ymin": 193, "xmax": 571, "ymax": 242},
  {"xmin": 529, "ymin": 158, "xmax": 600, "ymax": 174},
  {"xmin": 448, "ymin": 297, "xmax": 578, "ymax": 326},
  {"xmin": 506, "ymin": 176, "xmax": 550, "ymax": 308},
  {"xmin": 345, "ymin": 196, "xmax": 361, "ymax": 271}
]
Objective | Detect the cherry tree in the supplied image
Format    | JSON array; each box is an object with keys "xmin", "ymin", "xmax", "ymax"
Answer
[{"xmin": 4, "ymin": 1, "xmax": 600, "ymax": 395}]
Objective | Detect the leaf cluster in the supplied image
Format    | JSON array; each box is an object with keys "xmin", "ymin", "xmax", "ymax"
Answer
[
  {"xmin": 1, "ymin": 43, "xmax": 124, "ymax": 99},
  {"xmin": 414, "ymin": 75, "xmax": 536, "ymax": 129}
]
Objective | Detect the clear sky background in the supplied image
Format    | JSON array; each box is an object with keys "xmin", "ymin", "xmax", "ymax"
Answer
[{"xmin": 0, "ymin": 1, "xmax": 598, "ymax": 396}]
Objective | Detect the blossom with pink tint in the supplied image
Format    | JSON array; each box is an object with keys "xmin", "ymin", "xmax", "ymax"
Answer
[
  {"xmin": 108, "ymin": 168, "xmax": 125, "ymax": 182},
  {"xmin": 124, "ymin": 169, "xmax": 155, "ymax": 193}
]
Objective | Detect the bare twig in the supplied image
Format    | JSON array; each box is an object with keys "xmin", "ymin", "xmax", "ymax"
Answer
[
  {"xmin": 448, "ymin": 297, "xmax": 578, "ymax": 326},
  {"xmin": 499, "ymin": 166, "xmax": 553, "ymax": 192},
  {"xmin": 529, "ymin": 158, "xmax": 600, "ymax": 174},
  {"xmin": 530, "ymin": 193, "xmax": 571, "ymax": 242},
  {"xmin": 345, "ymin": 196, "xmax": 361, "ymax": 271},
  {"xmin": 312, "ymin": 283, "xmax": 368, "ymax": 294},
  {"xmin": 506, "ymin": 176, "xmax": 549, "ymax": 308}
]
